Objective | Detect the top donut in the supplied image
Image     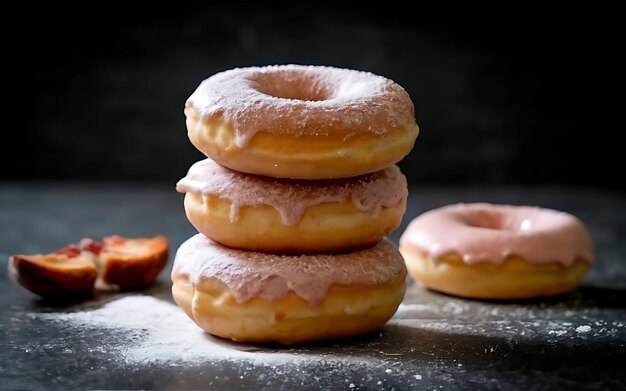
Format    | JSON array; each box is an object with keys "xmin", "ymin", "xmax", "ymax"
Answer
[{"xmin": 185, "ymin": 65, "xmax": 419, "ymax": 179}]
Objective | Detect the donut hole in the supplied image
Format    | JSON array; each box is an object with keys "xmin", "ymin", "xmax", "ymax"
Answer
[
  {"xmin": 464, "ymin": 211, "xmax": 511, "ymax": 231},
  {"xmin": 252, "ymin": 70, "xmax": 332, "ymax": 101}
]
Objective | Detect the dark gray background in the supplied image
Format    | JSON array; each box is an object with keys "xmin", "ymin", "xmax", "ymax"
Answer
[{"xmin": 3, "ymin": 6, "xmax": 618, "ymax": 189}]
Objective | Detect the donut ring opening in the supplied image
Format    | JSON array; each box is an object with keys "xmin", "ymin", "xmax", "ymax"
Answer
[
  {"xmin": 252, "ymin": 69, "xmax": 331, "ymax": 101},
  {"xmin": 461, "ymin": 209, "xmax": 512, "ymax": 230}
]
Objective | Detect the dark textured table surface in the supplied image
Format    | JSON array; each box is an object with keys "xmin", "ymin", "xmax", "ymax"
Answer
[{"xmin": 1, "ymin": 183, "xmax": 625, "ymax": 390}]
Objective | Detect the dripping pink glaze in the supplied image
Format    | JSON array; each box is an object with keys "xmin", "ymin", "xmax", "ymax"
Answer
[
  {"xmin": 400, "ymin": 203, "xmax": 594, "ymax": 266},
  {"xmin": 186, "ymin": 65, "xmax": 415, "ymax": 147},
  {"xmin": 176, "ymin": 158, "xmax": 407, "ymax": 226},
  {"xmin": 173, "ymin": 234, "xmax": 406, "ymax": 304}
]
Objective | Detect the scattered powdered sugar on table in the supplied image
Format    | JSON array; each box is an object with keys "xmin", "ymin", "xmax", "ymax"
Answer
[
  {"xmin": 393, "ymin": 304, "xmax": 616, "ymax": 342},
  {"xmin": 36, "ymin": 295, "xmax": 296, "ymax": 365}
]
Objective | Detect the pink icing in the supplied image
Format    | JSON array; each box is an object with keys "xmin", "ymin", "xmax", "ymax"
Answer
[
  {"xmin": 173, "ymin": 234, "xmax": 406, "ymax": 304},
  {"xmin": 186, "ymin": 65, "xmax": 415, "ymax": 147},
  {"xmin": 176, "ymin": 158, "xmax": 407, "ymax": 225},
  {"xmin": 400, "ymin": 203, "xmax": 594, "ymax": 266}
]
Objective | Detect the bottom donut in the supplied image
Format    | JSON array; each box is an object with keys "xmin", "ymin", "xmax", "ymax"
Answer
[{"xmin": 171, "ymin": 234, "xmax": 407, "ymax": 344}]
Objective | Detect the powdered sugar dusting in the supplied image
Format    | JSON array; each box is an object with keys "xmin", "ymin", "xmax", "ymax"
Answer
[
  {"xmin": 173, "ymin": 234, "xmax": 406, "ymax": 304},
  {"xmin": 176, "ymin": 159, "xmax": 407, "ymax": 225},
  {"xmin": 186, "ymin": 65, "xmax": 415, "ymax": 147},
  {"xmin": 36, "ymin": 295, "xmax": 296, "ymax": 364}
]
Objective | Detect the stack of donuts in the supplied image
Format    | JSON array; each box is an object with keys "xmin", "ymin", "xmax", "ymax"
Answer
[{"xmin": 171, "ymin": 65, "xmax": 419, "ymax": 344}]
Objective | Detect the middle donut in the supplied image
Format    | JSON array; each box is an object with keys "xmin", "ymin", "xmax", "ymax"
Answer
[{"xmin": 177, "ymin": 158, "xmax": 408, "ymax": 254}]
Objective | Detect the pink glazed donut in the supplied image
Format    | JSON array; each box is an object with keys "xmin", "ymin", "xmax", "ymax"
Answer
[
  {"xmin": 176, "ymin": 158, "xmax": 408, "ymax": 254},
  {"xmin": 184, "ymin": 65, "xmax": 419, "ymax": 179},
  {"xmin": 399, "ymin": 203, "xmax": 594, "ymax": 299},
  {"xmin": 171, "ymin": 234, "xmax": 407, "ymax": 344}
]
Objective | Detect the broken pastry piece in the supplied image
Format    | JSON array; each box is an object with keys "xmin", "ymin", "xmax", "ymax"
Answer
[
  {"xmin": 98, "ymin": 235, "xmax": 169, "ymax": 289},
  {"xmin": 8, "ymin": 235, "xmax": 169, "ymax": 298},
  {"xmin": 9, "ymin": 245, "xmax": 98, "ymax": 297}
]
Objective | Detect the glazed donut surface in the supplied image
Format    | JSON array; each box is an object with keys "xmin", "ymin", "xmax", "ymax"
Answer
[
  {"xmin": 171, "ymin": 234, "xmax": 407, "ymax": 343},
  {"xmin": 400, "ymin": 203, "xmax": 594, "ymax": 299},
  {"xmin": 177, "ymin": 158, "xmax": 407, "ymax": 253},
  {"xmin": 185, "ymin": 65, "xmax": 419, "ymax": 179}
]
